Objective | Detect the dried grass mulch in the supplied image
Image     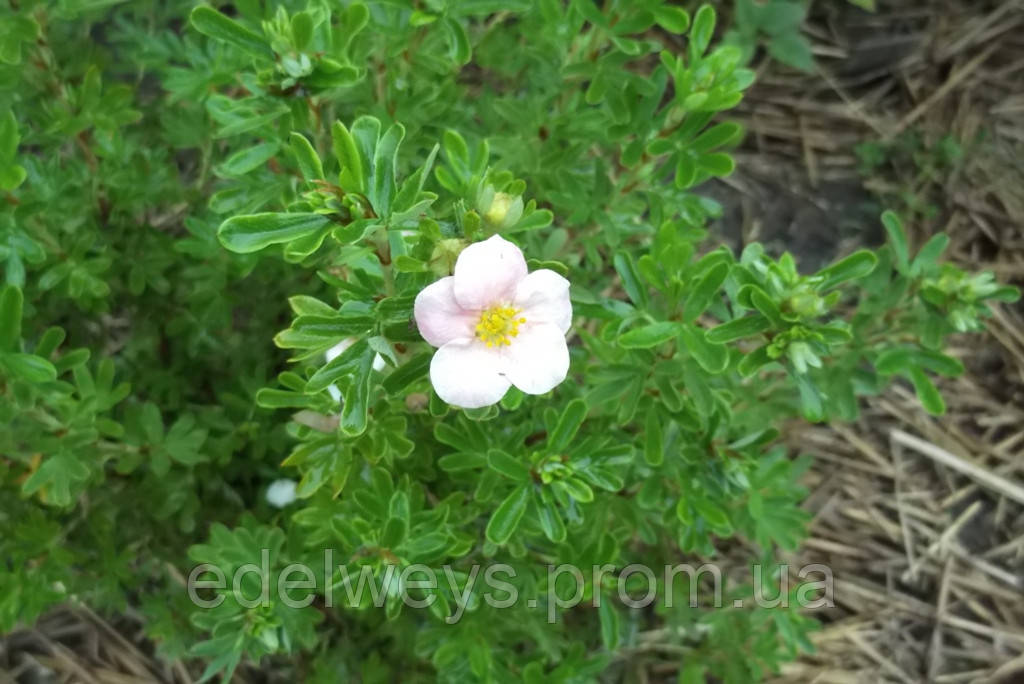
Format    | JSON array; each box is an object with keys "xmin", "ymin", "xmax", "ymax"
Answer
[{"xmin": 743, "ymin": 0, "xmax": 1024, "ymax": 682}]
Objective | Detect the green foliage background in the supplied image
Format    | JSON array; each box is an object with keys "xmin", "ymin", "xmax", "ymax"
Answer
[{"xmin": 0, "ymin": 0, "xmax": 1014, "ymax": 681}]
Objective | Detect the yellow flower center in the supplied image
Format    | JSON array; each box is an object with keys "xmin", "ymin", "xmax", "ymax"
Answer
[{"xmin": 476, "ymin": 304, "xmax": 526, "ymax": 348}]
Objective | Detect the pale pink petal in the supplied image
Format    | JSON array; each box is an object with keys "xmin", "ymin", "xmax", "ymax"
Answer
[
  {"xmin": 452, "ymin": 235, "xmax": 528, "ymax": 310},
  {"xmin": 325, "ymin": 338, "xmax": 356, "ymax": 362},
  {"xmin": 325, "ymin": 339, "xmax": 354, "ymax": 402},
  {"xmin": 513, "ymin": 269, "xmax": 572, "ymax": 334},
  {"xmin": 414, "ymin": 277, "xmax": 478, "ymax": 348},
  {"xmin": 501, "ymin": 323, "xmax": 570, "ymax": 395},
  {"xmin": 430, "ymin": 339, "xmax": 511, "ymax": 408}
]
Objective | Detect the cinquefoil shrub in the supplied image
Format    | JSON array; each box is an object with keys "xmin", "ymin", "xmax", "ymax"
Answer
[{"xmin": 0, "ymin": 1, "xmax": 1016, "ymax": 682}]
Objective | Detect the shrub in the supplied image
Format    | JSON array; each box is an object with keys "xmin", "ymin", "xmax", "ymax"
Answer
[{"xmin": 0, "ymin": 1, "xmax": 1015, "ymax": 681}]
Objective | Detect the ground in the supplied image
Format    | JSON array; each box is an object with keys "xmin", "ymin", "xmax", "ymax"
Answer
[{"xmin": 736, "ymin": 1, "xmax": 1024, "ymax": 681}]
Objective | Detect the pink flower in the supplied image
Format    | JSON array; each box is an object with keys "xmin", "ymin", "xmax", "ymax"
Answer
[{"xmin": 414, "ymin": 235, "xmax": 572, "ymax": 409}]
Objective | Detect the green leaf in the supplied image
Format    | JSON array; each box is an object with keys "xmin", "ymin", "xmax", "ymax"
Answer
[
  {"xmin": 908, "ymin": 366, "xmax": 945, "ymax": 415},
  {"xmin": 988, "ymin": 285, "xmax": 1021, "ymax": 303},
  {"xmin": 376, "ymin": 295, "xmax": 416, "ymax": 323},
  {"xmin": 371, "ymin": 122, "xmax": 405, "ymax": 217},
  {"xmin": 442, "ymin": 129, "xmax": 470, "ymax": 177},
  {"xmin": 873, "ymin": 348, "xmax": 911, "ymax": 375},
  {"xmin": 3, "ymin": 352, "xmax": 57, "ymax": 382},
  {"xmin": 290, "ymin": 132, "xmax": 324, "ymax": 182},
  {"xmin": 679, "ymin": 324, "xmax": 728, "ymax": 373},
  {"xmin": 190, "ymin": 6, "xmax": 273, "ymax": 60},
  {"xmin": 688, "ymin": 5, "xmax": 716, "ymax": 58},
  {"xmin": 759, "ymin": 1, "xmax": 806, "ymax": 35},
  {"xmin": 911, "ymin": 233, "xmax": 949, "ymax": 276},
  {"xmin": 644, "ymin": 409, "xmax": 663, "ymax": 466},
  {"xmin": 767, "ymin": 32, "xmax": 814, "ymax": 72},
  {"xmin": 706, "ymin": 314, "xmax": 771, "ymax": 343},
  {"xmin": 485, "ymin": 484, "xmax": 531, "ymax": 545},
  {"xmin": 613, "ymin": 251, "xmax": 648, "ymax": 309},
  {"xmin": 218, "ymin": 213, "xmax": 331, "ymax": 253},
  {"xmin": 574, "ymin": 0, "xmax": 608, "ymax": 27},
  {"xmin": 140, "ymin": 402, "xmax": 163, "ymax": 444},
  {"xmin": 507, "ymin": 208, "xmax": 554, "ymax": 234},
  {"xmin": 403, "ymin": 532, "xmax": 449, "ymax": 559},
  {"xmin": 0, "ymin": 17, "xmax": 39, "ymax": 66},
  {"xmin": 548, "ymin": 398, "xmax": 587, "ymax": 452},
  {"xmin": 0, "ymin": 107, "xmax": 21, "ymax": 159},
  {"xmin": 618, "ymin": 322, "xmax": 679, "ymax": 349},
  {"xmin": 438, "ymin": 452, "xmax": 486, "ymax": 472},
  {"xmin": 693, "ymin": 497, "xmax": 729, "ymax": 528},
  {"xmin": 331, "ymin": 218, "xmax": 379, "ymax": 246},
  {"xmin": 393, "ymin": 143, "xmax": 439, "ymax": 217},
  {"xmin": 21, "ymin": 453, "xmax": 90, "ymax": 507},
  {"xmin": 653, "ymin": 6, "xmax": 690, "ymax": 33},
  {"xmin": 816, "ymin": 250, "xmax": 877, "ymax": 290},
  {"xmin": 332, "ymin": 120, "xmax": 365, "ymax": 192},
  {"xmin": 341, "ymin": 346, "xmax": 375, "ymax": 436},
  {"xmin": 381, "ymin": 353, "xmax": 432, "ymax": 394},
  {"xmin": 675, "ymin": 154, "xmax": 697, "ymax": 188},
  {"xmin": 487, "ymin": 449, "xmax": 530, "ymax": 482},
  {"xmin": 34, "ymin": 327, "xmax": 65, "ymax": 359},
  {"xmin": 193, "ymin": 638, "xmax": 242, "ymax": 684},
  {"xmin": 289, "ymin": 295, "xmax": 336, "ymax": 317},
  {"xmin": 441, "ymin": 16, "xmax": 471, "ymax": 65},
  {"xmin": 293, "ymin": 315, "xmax": 374, "ymax": 339},
  {"xmin": 558, "ymin": 478, "xmax": 593, "ymax": 503},
  {"xmin": 0, "ymin": 163, "xmax": 25, "ymax": 191},
  {"xmin": 692, "ymin": 122, "xmax": 744, "ymax": 154},
  {"xmin": 598, "ymin": 598, "xmax": 620, "ymax": 650},
  {"xmin": 217, "ymin": 141, "xmax": 279, "ymax": 177},
  {"xmin": 53, "ymin": 349, "xmax": 90, "ymax": 374},
  {"xmin": 876, "ymin": 348, "xmax": 963, "ymax": 378},
  {"xmin": 915, "ymin": 349, "xmax": 964, "ymax": 377},
  {"xmin": 274, "ymin": 315, "xmax": 373, "ymax": 351},
  {"xmin": 291, "ymin": 11, "xmax": 314, "ymax": 50},
  {"xmin": 680, "ymin": 662, "xmax": 706, "ymax": 684},
  {"xmin": 682, "ymin": 262, "xmax": 728, "ymax": 323},
  {"xmin": 795, "ymin": 373, "xmax": 823, "ymax": 422},
  {"xmin": 881, "ymin": 210, "xmax": 909, "ymax": 272},
  {"xmin": 749, "ymin": 287, "xmax": 784, "ymax": 327},
  {"xmin": 306, "ymin": 339, "xmax": 369, "ymax": 393},
  {"xmin": 281, "ymin": 228, "xmax": 329, "ymax": 262},
  {"xmin": 698, "ymin": 153, "xmax": 735, "ymax": 177},
  {"xmin": 536, "ymin": 498, "xmax": 566, "ymax": 543},
  {"xmin": 380, "ymin": 517, "xmax": 407, "ymax": 548},
  {"xmin": 350, "ymin": 118, "xmax": 382, "ymax": 191},
  {"xmin": 0, "ymin": 284, "xmax": 22, "ymax": 352},
  {"xmin": 737, "ymin": 346, "xmax": 773, "ymax": 376},
  {"xmin": 676, "ymin": 497, "xmax": 693, "ymax": 525}
]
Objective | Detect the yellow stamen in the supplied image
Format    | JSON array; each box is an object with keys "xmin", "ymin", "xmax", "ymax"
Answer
[{"xmin": 476, "ymin": 304, "xmax": 525, "ymax": 348}]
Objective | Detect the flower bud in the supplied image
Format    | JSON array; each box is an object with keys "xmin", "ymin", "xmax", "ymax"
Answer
[
  {"xmin": 786, "ymin": 291, "xmax": 826, "ymax": 318},
  {"xmin": 429, "ymin": 238, "xmax": 466, "ymax": 277},
  {"xmin": 482, "ymin": 191, "xmax": 524, "ymax": 229}
]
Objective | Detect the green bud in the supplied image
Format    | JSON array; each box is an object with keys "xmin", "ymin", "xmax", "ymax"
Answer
[
  {"xmin": 482, "ymin": 191, "xmax": 524, "ymax": 229},
  {"xmin": 786, "ymin": 291, "xmax": 826, "ymax": 318},
  {"xmin": 787, "ymin": 342, "xmax": 821, "ymax": 374},
  {"xmin": 429, "ymin": 238, "xmax": 465, "ymax": 276}
]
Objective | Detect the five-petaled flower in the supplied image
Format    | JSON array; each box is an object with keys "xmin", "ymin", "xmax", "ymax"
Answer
[{"xmin": 414, "ymin": 234, "xmax": 572, "ymax": 408}]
